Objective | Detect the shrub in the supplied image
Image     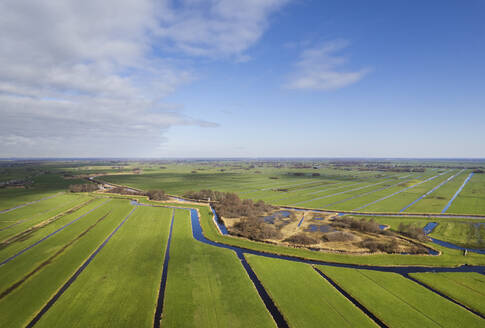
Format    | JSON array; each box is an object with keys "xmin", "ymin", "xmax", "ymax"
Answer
[
  {"xmin": 232, "ymin": 217, "xmax": 282, "ymax": 240},
  {"xmin": 184, "ymin": 190, "xmax": 274, "ymax": 218},
  {"xmin": 358, "ymin": 238, "xmax": 400, "ymax": 253},
  {"xmin": 283, "ymin": 233, "xmax": 318, "ymax": 245},
  {"xmin": 312, "ymin": 173, "xmax": 321, "ymax": 176},
  {"xmin": 146, "ymin": 189, "xmax": 169, "ymax": 201},
  {"xmin": 398, "ymin": 223, "xmax": 426, "ymax": 241},
  {"xmin": 323, "ymin": 231, "xmax": 356, "ymax": 242}
]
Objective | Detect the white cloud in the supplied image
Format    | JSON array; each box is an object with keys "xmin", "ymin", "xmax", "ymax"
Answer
[
  {"xmin": 0, "ymin": 0, "xmax": 289, "ymax": 157},
  {"xmin": 286, "ymin": 40, "xmax": 371, "ymax": 91},
  {"xmin": 154, "ymin": 0, "xmax": 289, "ymax": 57}
]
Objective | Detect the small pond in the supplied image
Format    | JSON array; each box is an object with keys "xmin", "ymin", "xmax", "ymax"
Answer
[
  {"xmin": 306, "ymin": 224, "xmax": 334, "ymax": 233},
  {"xmin": 262, "ymin": 210, "xmax": 291, "ymax": 224}
]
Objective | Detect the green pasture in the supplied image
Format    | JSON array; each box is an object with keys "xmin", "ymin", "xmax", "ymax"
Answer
[
  {"xmin": 0, "ymin": 197, "xmax": 105, "ymax": 263},
  {"xmin": 364, "ymin": 170, "xmax": 458, "ymax": 212},
  {"xmin": 0, "ymin": 199, "xmax": 134, "ymax": 328},
  {"xmin": 0, "ymin": 198, "xmax": 114, "ymax": 293},
  {"xmin": 0, "ymin": 174, "xmax": 88, "ymax": 211},
  {"xmin": 161, "ymin": 209, "xmax": 275, "ymax": 328},
  {"xmin": 409, "ymin": 272, "xmax": 485, "ymax": 316},
  {"xmin": 246, "ymin": 255, "xmax": 377, "ymax": 327},
  {"xmin": 317, "ymin": 266, "xmax": 484, "ymax": 328},
  {"xmin": 35, "ymin": 206, "xmax": 172, "ymax": 328},
  {"xmin": 0, "ymin": 193, "xmax": 90, "ymax": 242},
  {"xmin": 448, "ymin": 173, "xmax": 485, "ymax": 214}
]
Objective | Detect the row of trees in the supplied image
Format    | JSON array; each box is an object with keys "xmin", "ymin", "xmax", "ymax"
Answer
[
  {"xmin": 183, "ymin": 189, "xmax": 274, "ymax": 218},
  {"xmin": 146, "ymin": 190, "xmax": 169, "ymax": 201}
]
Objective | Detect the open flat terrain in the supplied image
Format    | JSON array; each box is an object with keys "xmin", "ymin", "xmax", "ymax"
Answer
[{"xmin": 0, "ymin": 159, "xmax": 484, "ymax": 328}]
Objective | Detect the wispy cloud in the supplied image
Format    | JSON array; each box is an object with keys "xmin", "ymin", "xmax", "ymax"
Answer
[
  {"xmin": 285, "ymin": 40, "xmax": 371, "ymax": 91},
  {"xmin": 0, "ymin": 0, "xmax": 289, "ymax": 157},
  {"xmin": 154, "ymin": 0, "xmax": 289, "ymax": 58}
]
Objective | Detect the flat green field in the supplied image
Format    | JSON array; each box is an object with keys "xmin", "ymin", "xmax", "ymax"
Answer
[
  {"xmin": 0, "ymin": 198, "xmax": 115, "ymax": 293},
  {"xmin": 363, "ymin": 170, "xmax": 458, "ymax": 212},
  {"xmin": 35, "ymin": 206, "xmax": 172, "ymax": 328},
  {"xmin": 0, "ymin": 160, "xmax": 484, "ymax": 328},
  {"xmin": 448, "ymin": 173, "xmax": 485, "ymax": 214},
  {"xmin": 317, "ymin": 266, "xmax": 484, "ymax": 328},
  {"xmin": 0, "ymin": 193, "xmax": 90, "ymax": 241},
  {"xmin": 0, "ymin": 199, "xmax": 135, "ymax": 328},
  {"xmin": 100, "ymin": 164, "xmax": 485, "ymax": 215},
  {"xmin": 0, "ymin": 174, "xmax": 88, "ymax": 211},
  {"xmin": 246, "ymin": 255, "xmax": 377, "ymax": 328},
  {"xmin": 161, "ymin": 209, "xmax": 275, "ymax": 328},
  {"xmin": 0, "ymin": 196, "xmax": 105, "ymax": 263},
  {"xmin": 409, "ymin": 272, "xmax": 485, "ymax": 316},
  {"xmin": 404, "ymin": 170, "xmax": 467, "ymax": 213}
]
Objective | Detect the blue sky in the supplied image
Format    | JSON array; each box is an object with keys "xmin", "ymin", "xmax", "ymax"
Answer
[{"xmin": 1, "ymin": 1, "xmax": 484, "ymax": 158}]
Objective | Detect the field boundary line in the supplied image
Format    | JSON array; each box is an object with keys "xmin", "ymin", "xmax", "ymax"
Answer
[
  {"xmin": 433, "ymin": 274, "xmax": 485, "ymax": 297},
  {"xmin": 0, "ymin": 192, "xmax": 64, "ymax": 214},
  {"xmin": 269, "ymin": 181, "xmax": 357, "ymax": 203},
  {"xmin": 404, "ymin": 274, "xmax": 485, "ymax": 320},
  {"xmin": 400, "ymin": 170, "xmax": 465, "ymax": 212},
  {"xmin": 237, "ymin": 252, "xmax": 289, "ymax": 328},
  {"xmin": 0, "ymin": 199, "xmax": 110, "ymax": 267},
  {"xmin": 292, "ymin": 179, "xmax": 394, "ymax": 206},
  {"xmin": 25, "ymin": 206, "xmax": 137, "ymax": 328},
  {"xmin": 442, "ymin": 173, "xmax": 475, "ymax": 213},
  {"xmin": 0, "ymin": 196, "xmax": 87, "ymax": 233},
  {"xmin": 0, "ymin": 211, "xmax": 112, "ymax": 300},
  {"xmin": 153, "ymin": 209, "xmax": 175, "ymax": 328},
  {"xmin": 0, "ymin": 197, "xmax": 96, "ymax": 244},
  {"xmin": 353, "ymin": 170, "xmax": 451, "ymax": 211},
  {"xmin": 313, "ymin": 267, "xmax": 387, "ymax": 328},
  {"xmin": 323, "ymin": 177, "xmax": 417, "ymax": 208},
  {"xmin": 356, "ymin": 270, "xmax": 443, "ymax": 327}
]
